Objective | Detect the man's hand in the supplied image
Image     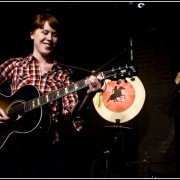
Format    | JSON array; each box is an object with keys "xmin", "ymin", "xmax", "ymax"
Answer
[
  {"xmin": 0, "ymin": 108, "xmax": 10, "ymax": 123},
  {"xmin": 86, "ymin": 75, "xmax": 102, "ymax": 95},
  {"xmin": 175, "ymin": 72, "xmax": 180, "ymax": 85}
]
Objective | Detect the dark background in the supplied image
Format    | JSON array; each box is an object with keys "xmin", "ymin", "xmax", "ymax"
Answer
[
  {"xmin": 0, "ymin": 2, "xmax": 170, "ymax": 66},
  {"xmin": 0, "ymin": 2, "xmax": 179, "ymax": 70},
  {"xmin": 0, "ymin": 2, "xmax": 179, "ymax": 73}
]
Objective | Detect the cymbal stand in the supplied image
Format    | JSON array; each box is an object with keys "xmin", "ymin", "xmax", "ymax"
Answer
[
  {"xmin": 114, "ymin": 119, "xmax": 125, "ymax": 162},
  {"xmin": 103, "ymin": 149, "xmax": 111, "ymax": 178},
  {"xmin": 112, "ymin": 119, "xmax": 128, "ymax": 177},
  {"xmin": 102, "ymin": 119, "xmax": 121, "ymax": 177},
  {"xmin": 101, "ymin": 119, "xmax": 132, "ymax": 177},
  {"xmin": 103, "ymin": 119, "xmax": 126, "ymax": 178}
]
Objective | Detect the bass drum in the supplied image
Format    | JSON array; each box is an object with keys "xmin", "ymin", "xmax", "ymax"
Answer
[
  {"xmin": 93, "ymin": 76, "xmax": 145, "ymax": 123},
  {"xmin": 87, "ymin": 76, "xmax": 146, "ymax": 155}
]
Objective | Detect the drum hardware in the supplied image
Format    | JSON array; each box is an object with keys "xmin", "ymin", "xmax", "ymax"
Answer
[
  {"xmin": 103, "ymin": 119, "xmax": 132, "ymax": 130},
  {"xmin": 101, "ymin": 119, "xmax": 132, "ymax": 177},
  {"xmin": 103, "ymin": 125, "xmax": 132, "ymax": 130},
  {"xmin": 102, "ymin": 149, "xmax": 111, "ymax": 178}
]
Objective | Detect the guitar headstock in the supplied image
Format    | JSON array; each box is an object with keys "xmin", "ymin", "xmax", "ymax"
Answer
[
  {"xmin": 98, "ymin": 64, "xmax": 137, "ymax": 82},
  {"xmin": 117, "ymin": 64, "xmax": 137, "ymax": 82}
]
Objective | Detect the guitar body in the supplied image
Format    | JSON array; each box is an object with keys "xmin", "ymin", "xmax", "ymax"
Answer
[{"xmin": 0, "ymin": 85, "xmax": 51, "ymax": 155}]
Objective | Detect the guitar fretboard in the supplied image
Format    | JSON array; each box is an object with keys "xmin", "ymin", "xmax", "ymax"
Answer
[{"xmin": 25, "ymin": 78, "xmax": 89, "ymax": 112}]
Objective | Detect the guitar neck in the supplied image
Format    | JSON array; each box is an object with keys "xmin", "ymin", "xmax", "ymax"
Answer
[{"xmin": 24, "ymin": 77, "xmax": 91, "ymax": 112}]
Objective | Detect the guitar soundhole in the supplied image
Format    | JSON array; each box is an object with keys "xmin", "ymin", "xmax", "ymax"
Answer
[{"xmin": 7, "ymin": 100, "xmax": 25, "ymax": 121}]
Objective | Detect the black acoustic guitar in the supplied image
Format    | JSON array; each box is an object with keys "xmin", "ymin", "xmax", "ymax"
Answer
[{"xmin": 0, "ymin": 65, "xmax": 136, "ymax": 153}]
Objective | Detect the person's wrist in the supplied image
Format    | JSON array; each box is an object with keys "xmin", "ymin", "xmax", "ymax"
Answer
[
  {"xmin": 175, "ymin": 81, "xmax": 180, "ymax": 86},
  {"xmin": 174, "ymin": 81, "xmax": 180, "ymax": 91},
  {"xmin": 86, "ymin": 90, "xmax": 96, "ymax": 97}
]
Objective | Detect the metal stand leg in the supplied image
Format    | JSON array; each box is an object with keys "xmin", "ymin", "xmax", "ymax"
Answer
[
  {"xmin": 102, "ymin": 119, "xmax": 132, "ymax": 177},
  {"xmin": 103, "ymin": 149, "xmax": 111, "ymax": 178}
]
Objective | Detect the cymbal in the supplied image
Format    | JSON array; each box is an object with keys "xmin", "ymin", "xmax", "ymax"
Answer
[{"xmin": 103, "ymin": 125, "xmax": 132, "ymax": 129}]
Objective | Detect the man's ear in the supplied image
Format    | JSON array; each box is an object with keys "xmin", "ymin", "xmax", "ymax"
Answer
[{"xmin": 30, "ymin": 32, "xmax": 34, "ymax": 40}]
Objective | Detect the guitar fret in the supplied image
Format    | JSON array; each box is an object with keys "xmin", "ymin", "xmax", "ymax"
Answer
[
  {"xmin": 74, "ymin": 83, "xmax": 78, "ymax": 90},
  {"xmin": 65, "ymin": 87, "xmax": 68, "ymax": 94},
  {"xmin": 37, "ymin": 99, "xmax": 40, "ymax": 106},
  {"xmin": 32, "ymin": 100, "xmax": 35, "ymax": 108},
  {"xmin": 46, "ymin": 94, "xmax": 49, "ymax": 102},
  {"xmin": 84, "ymin": 79, "xmax": 88, "ymax": 86},
  {"xmin": 56, "ymin": 91, "xmax": 60, "ymax": 98}
]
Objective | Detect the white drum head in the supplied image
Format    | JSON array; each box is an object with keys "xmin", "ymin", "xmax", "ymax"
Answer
[{"xmin": 93, "ymin": 76, "xmax": 146, "ymax": 123}]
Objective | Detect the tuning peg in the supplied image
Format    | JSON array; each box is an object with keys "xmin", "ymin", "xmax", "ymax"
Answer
[
  {"xmin": 118, "ymin": 66, "xmax": 122, "ymax": 70},
  {"xmin": 130, "ymin": 77, "xmax": 135, "ymax": 81},
  {"xmin": 130, "ymin": 65, "xmax": 136, "ymax": 73},
  {"xmin": 116, "ymin": 80, "xmax": 121, "ymax": 84},
  {"xmin": 128, "ymin": 71, "xmax": 132, "ymax": 76}
]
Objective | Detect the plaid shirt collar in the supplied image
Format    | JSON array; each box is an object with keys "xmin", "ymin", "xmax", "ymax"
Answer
[{"xmin": 28, "ymin": 54, "xmax": 59, "ymax": 71}]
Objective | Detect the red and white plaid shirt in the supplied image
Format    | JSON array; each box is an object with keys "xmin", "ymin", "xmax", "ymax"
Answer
[{"xmin": 0, "ymin": 54, "xmax": 79, "ymax": 142}]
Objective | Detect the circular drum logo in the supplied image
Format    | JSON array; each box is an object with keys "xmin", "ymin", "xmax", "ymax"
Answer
[{"xmin": 93, "ymin": 76, "xmax": 146, "ymax": 123}]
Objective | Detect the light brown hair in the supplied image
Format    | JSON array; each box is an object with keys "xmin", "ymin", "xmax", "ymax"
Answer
[{"xmin": 30, "ymin": 13, "xmax": 61, "ymax": 34}]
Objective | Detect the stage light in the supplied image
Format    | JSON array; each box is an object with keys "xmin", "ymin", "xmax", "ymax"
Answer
[{"xmin": 137, "ymin": 2, "xmax": 145, "ymax": 9}]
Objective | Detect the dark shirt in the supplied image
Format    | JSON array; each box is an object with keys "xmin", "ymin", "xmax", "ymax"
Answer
[{"xmin": 163, "ymin": 82, "xmax": 180, "ymax": 118}]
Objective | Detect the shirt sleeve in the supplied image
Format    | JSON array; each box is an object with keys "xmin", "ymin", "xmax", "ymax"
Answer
[{"xmin": 0, "ymin": 58, "xmax": 16, "ymax": 85}]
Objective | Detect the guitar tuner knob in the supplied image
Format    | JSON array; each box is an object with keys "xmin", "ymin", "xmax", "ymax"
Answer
[{"xmin": 116, "ymin": 80, "xmax": 121, "ymax": 84}]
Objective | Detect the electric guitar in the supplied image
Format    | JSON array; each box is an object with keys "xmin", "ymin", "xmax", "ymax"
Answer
[{"xmin": 0, "ymin": 65, "xmax": 136, "ymax": 153}]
